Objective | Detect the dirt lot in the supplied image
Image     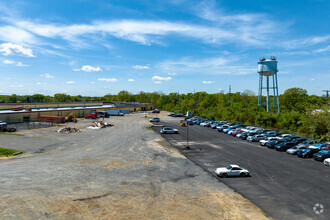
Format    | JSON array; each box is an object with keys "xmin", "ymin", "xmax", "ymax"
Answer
[{"xmin": 0, "ymin": 112, "xmax": 269, "ymax": 219}]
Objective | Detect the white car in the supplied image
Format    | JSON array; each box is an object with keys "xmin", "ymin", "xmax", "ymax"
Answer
[
  {"xmin": 160, "ymin": 127, "xmax": 179, "ymax": 134},
  {"xmin": 215, "ymin": 165, "xmax": 250, "ymax": 177},
  {"xmin": 149, "ymin": 118, "xmax": 160, "ymax": 122},
  {"xmin": 324, "ymin": 158, "xmax": 330, "ymax": 166},
  {"xmin": 260, "ymin": 137, "xmax": 279, "ymax": 146}
]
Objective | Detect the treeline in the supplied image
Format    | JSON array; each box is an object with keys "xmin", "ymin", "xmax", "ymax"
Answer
[{"xmin": 0, "ymin": 88, "xmax": 329, "ymax": 141}]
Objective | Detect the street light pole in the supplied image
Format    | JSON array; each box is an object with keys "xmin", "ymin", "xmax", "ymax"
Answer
[{"xmin": 186, "ymin": 122, "xmax": 190, "ymax": 149}]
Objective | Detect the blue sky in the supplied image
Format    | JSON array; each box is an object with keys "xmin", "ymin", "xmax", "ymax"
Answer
[{"xmin": 0, "ymin": 0, "xmax": 329, "ymax": 96}]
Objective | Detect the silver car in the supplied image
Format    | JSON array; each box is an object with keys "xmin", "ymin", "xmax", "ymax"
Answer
[
  {"xmin": 215, "ymin": 165, "xmax": 249, "ymax": 177},
  {"xmin": 160, "ymin": 127, "xmax": 179, "ymax": 134},
  {"xmin": 286, "ymin": 146, "xmax": 307, "ymax": 155},
  {"xmin": 247, "ymin": 134, "xmax": 266, "ymax": 142}
]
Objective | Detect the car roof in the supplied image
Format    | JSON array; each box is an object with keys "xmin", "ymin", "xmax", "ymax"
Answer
[{"xmin": 229, "ymin": 164, "xmax": 239, "ymax": 167}]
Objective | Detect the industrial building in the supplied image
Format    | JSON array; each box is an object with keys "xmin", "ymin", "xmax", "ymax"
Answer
[{"xmin": 0, "ymin": 101, "xmax": 155, "ymax": 123}]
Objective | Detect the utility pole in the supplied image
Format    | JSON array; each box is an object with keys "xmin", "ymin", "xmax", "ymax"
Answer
[
  {"xmin": 323, "ymin": 90, "xmax": 329, "ymax": 104},
  {"xmin": 186, "ymin": 123, "xmax": 190, "ymax": 149}
]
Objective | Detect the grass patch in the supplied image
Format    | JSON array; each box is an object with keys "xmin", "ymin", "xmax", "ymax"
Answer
[
  {"xmin": 0, "ymin": 132, "xmax": 24, "ymax": 136},
  {"xmin": 145, "ymin": 125, "xmax": 154, "ymax": 131},
  {"xmin": 0, "ymin": 148, "xmax": 25, "ymax": 156}
]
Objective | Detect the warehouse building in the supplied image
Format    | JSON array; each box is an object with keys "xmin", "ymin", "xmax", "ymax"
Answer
[{"xmin": 0, "ymin": 102, "xmax": 155, "ymax": 123}]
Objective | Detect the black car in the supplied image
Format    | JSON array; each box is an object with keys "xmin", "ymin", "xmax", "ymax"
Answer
[
  {"xmin": 267, "ymin": 139, "xmax": 288, "ymax": 149},
  {"xmin": 290, "ymin": 138, "xmax": 306, "ymax": 145},
  {"xmin": 275, "ymin": 142, "xmax": 296, "ymax": 151},
  {"xmin": 297, "ymin": 148, "xmax": 321, "ymax": 158},
  {"xmin": 313, "ymin": 150, "xmax": 330, "ymax": 161}
]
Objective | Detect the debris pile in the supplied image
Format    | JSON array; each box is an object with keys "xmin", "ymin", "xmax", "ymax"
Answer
[
  {"xmin": 57, "ymin": 127, "xmax": 81, "ymax": 134},
  {"xmin": 87, "ymin": 121, "xmax": 114, "ymax": 129}
]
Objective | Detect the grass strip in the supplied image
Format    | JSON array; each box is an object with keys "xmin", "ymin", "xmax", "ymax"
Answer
[
  {"xmin": 0, "ymin": 148, "xmax": 25, "ymax": 156},
  {"xmin": 0, "ymin": 132, "xmax": 24, "ymax": 136}
]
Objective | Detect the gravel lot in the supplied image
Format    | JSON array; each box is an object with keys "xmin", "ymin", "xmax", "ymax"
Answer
[{"xmin": 0, "ymin": 113, "xmax": 268, "ymax": 219}]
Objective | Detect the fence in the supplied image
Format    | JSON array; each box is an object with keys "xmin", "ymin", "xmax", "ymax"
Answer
[{"xmin": 7, "ymin": 121, "xmax": 60, "ymax": 131}]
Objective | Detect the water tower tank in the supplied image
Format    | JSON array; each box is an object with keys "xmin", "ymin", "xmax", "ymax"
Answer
[{"xmin": 258, "ymin": 56, "xmax": 278, "ymax": 76}]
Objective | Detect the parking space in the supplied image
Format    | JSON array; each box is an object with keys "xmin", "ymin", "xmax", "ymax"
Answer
[{"xmin": 154, "ymin": 118, "xmax": 330, "ymax": 220}]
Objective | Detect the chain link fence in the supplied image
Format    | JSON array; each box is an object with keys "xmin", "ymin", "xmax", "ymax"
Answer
[{"xmin": 7, "ymin": 122, "xmax": 60, "ymax": 131}]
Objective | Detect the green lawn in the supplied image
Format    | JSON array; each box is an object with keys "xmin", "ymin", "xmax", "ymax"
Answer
[{"xmin": 0, "ymin": 148, "xmax": 24, "ymax": 156}]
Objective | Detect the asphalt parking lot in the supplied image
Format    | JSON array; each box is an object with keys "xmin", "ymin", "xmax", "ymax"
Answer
[{"xmin": 154, "ymin": 117, "xmax": 330, "ymax": 220}]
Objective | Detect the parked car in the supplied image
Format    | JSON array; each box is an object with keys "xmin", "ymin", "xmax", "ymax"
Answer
[
  {"xmin": 236, "ymin": 132, "xmax": 247, "ymax": 138},
  {"xmin": 149, "ymin": 118, "xmax": 160, "ymax": 122},
  {"xmin": 232, "ymin": 130, "xmax": 244, "ymax": 137},
  {"xmin": 309, "ymin": 143, "xmax": 330, "ymax": 149},
  {"xmin": 217, "ymin": 125, "xmax": 229, "ymax": 132},
  {"xmin": 296, "ymin": 140, "xmax": 318, "ymax": 148},
  {"xmin": 215, "ymin": 165, "xmax": 249, "ymax": 177},
  {"xmin": 286, "ymin": 145, "xmax": 307, "ymax": 155},
  {"xmin": 324, "ymin": 158, "xmax": 330, "ymax": 166},
  {"xmin": 297, "ymin": 148, "xmax": 320, "ymax": 158},
  {"xmin": 160, "ymin": 127, "xmax": 179, "ymax": 134},
  {"xmin": 290, "ymin": 138, "xmax": 307, "ymax": 145},
  {"xmin": 260, "ymin": 137, "xmax": 279, "ymax": 146},
  {"xmin": 313, "ymin": 150, "xmax": 330, "ymax": 161},
  {"xmin": 223, "ymin": 126, "xmax": 237, "ymax": 133},
  {"xmin": 275, "ymin": 142, "xmax": 296, "ymax": 151},
  {"xmin": 247, "ymin": 134, "xmax": 266, "ymax": 142},
  {"xmin": 200, "ymin": 121, "xmax": 211, "ymax": 127},
  {"xmin": 242, "ymin": 132, "xmax": 258, "ymax": 140},
  {"xmin": 152, "ymin": 109, "xmax": 160, "ymax": 113},
  {"xmin": 267, "ymin": 139, "xmax": 288, "ymax": 149},
  {"xmin": 167, "ymin": 112, "xmax": 174, "ymax": 116}
]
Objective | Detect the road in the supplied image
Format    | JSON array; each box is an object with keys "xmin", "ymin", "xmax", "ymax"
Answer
[{"xmin": 155, "ymin": 117, "xmax": 330, "ymax": 220}]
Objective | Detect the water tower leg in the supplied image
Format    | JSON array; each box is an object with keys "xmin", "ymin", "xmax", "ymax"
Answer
[
  {"xmin": 273, "ymin": 74, "xmax": 276, "ymax": 113},
  {"xmin": 275, "ymin": 73, "xmax": 280, "ymax": 113},
  {"xmin": 258, "ymin": 74, "xmax": 262, "ymax": 105},
  {"xmin": 266, "ymin": 76, "xmax": 269, "ymax": 112}
]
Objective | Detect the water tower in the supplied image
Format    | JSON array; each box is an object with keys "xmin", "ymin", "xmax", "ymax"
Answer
[{"xmin": 258, "ymin": 56, "xmax": 280, "ymax": 114}]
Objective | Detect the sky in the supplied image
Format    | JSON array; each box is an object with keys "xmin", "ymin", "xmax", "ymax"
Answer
[{"xmin": 0, "ymin": 0, "xmax": 329, "ymax": 96}]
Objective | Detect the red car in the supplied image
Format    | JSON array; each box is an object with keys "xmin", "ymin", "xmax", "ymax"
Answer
[{"xmin": 232, "ymin": 130, "xmax": 244, "ymax": 137}]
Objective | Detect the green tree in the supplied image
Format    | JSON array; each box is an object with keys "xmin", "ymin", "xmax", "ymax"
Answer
[{"xmin": 281, "ymin": 88, "xmax": 308, "ymax": 112}]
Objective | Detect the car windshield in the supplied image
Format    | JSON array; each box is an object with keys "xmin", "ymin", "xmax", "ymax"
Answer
[{"xmin": 226, "ymin": 165, "xmax": 232, "ymax": 170}]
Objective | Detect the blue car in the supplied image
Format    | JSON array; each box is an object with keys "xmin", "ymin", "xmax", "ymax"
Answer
[{"xmin": 313, "ymin": 150, "xmax": 330, "ymax": 161}]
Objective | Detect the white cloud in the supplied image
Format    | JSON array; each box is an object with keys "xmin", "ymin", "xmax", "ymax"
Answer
[
  {"xmin": 81, "ymin": 65, "xmax": 102, "ymax": 72},
  {"xmin": 128, "ymin": 78, "xmax": 135, "ymax": 82},
  {"xmin": 11, "ymin": 17, "xmax": 281, "ymax": 48},
  {"xmin": 40, "ymin": 73, "xmax": 54, "ymax": 79},
  {"xmin": 66, "ymin": 81, "xmax": 76, "ymax": 84},
  {"xmin": 158, "ymin": 56, "xmax": 255, "ymax": 75},
  {"xmin": 310, "ymin": 78, "xmax": 315, "ymax": 81},
  {"xmin": 90, "ymin": 81, "xmax": 96, "ymax": 84},
  {"xmin": 98, "ymin": 78, "xmax": 118, "ymax": 82},
  {"xmin": 73, "ymin": 65, "xmax": 102, "ymax": 72},
  {"xmin": 202, "ymin": 81, "xmax": 215, "ymax": 84},
  {"xmin": 3, "ymin": 59, "xmax": 28, "ymax": 66},
  {"xmin": 36, "ymin": 82, "xmax": 47, "ymax": 85},
  {"xmin": 152, "ymin": 76, "xmax": 172, "ymax": 84},
  {"xmin": 0, "ymin": 26, "xmax": 36, "ymax": 44},
  {"xmin": 16, "ymin": 62, "xmax": 28, "ymax": 67},
  {"xmin": 314, "ymin": 45, "xmax": 330, "ymax": 53},
  {"xmin": 167, "ymin": 72, "xmax": 177, "ymax": 76},
  {"xmin": 132, "ymin": 65, "xmax": 150, "ymax": 69},
  {"xmin": 0, "ymin": 43, "xmax": 35, "ymax": 57},
  {"xmin": 3, "ymin": 59, "xmax": 15, "ymax": 64}
]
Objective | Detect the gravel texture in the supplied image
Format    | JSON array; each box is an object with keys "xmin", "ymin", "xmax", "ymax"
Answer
[{"xmin": 0, "ymin": 113, "xmax": 269, "ymax": 219}]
